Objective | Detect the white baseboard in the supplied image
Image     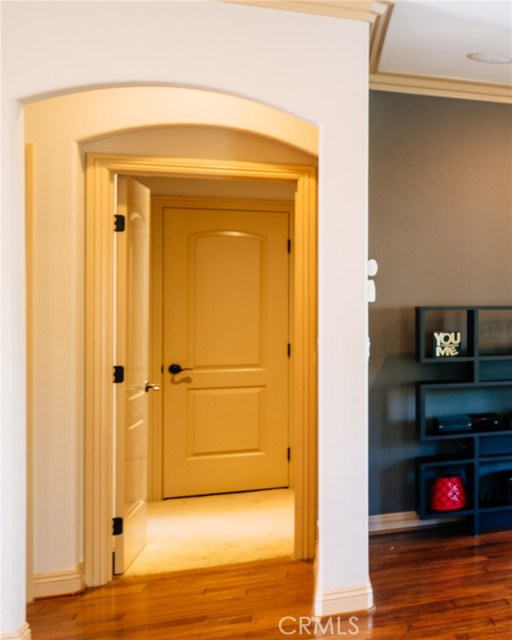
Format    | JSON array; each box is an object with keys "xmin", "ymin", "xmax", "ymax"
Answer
[
  {"xmin": 0, "ymin": 623, "xmax": 31, "ymax": 640},
  {"xmin": 314, "ymin": 583, "xmax": 374, "ymax": 616},
  {"xmin": 369, "ymin": 510, "xmax": 459, "ymax": 534},
  {"xmin": 33, "ymin": 565, "xmax": 84, "ymax": 599},
  {"xmin": 311, "ymin": 512, "xmax": 459, "ymax": 617}
]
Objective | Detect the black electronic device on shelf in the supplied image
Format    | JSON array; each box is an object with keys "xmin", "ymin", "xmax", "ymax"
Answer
[
  {"xmin": 468, "ymin": 413, "xmax": 502, "ymax": 431},
  {"xmin": 433, "ymin": 415, "xmax": 472, "ymax": 433},
  {"xmin": 414, "ymin": 306, "xmax": 512, "ymax": 535}
]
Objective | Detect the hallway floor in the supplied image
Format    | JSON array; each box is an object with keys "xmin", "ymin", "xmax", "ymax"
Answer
[
  {"xmin": 124, "ymin": 488, "xmax": 294, "ymax": 576},
  {"xmin": 27, "ymin": 528, "xmax": 512, "ymax": 639}
]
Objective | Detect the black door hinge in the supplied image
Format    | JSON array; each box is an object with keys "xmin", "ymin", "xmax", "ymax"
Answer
[
  {"xmin": 288, "ymin": 239, "xmax": 292, "ymax": 253},
  {"xmin": 113, "ymin": 365, "xmax": 125, "ymax": 383},
  {"xmin": 287, "ymin": 447, "xmax": 291, "ymax": 462},
  {"xmin": 287, "ymin": 343, "xmax": 291, "ymax": 358},
  {"xmin": 113, "ymin": 517, "xmax": 123, "ymax": 536},
  {"xmin": 114, "ymin": 214, "xmax": 126, "ymax": 232}
]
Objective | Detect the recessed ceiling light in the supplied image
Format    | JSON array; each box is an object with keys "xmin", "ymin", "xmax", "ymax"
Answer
[{"xmin": 467, "ymin": 52, "xmax": 512, "ymax": 64}]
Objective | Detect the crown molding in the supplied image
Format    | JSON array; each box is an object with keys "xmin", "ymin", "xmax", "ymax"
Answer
[
  {"xmin": 368, "ymin": 1, "xmax": 511, "ymax": 104},
  {"xmin": 370, "ymin": 71, "xmax": 512, "ymax": 104},
  {"xmin": 369, "ymin": 0, "xmax": 395, "ymax": 73},
  {"xmin": 222, "ymin": 0, "xmax": 511, "ymax": 104},
  {"xmin": 221, "ymin": 1, "xmax": 394, "ymax": 24}
]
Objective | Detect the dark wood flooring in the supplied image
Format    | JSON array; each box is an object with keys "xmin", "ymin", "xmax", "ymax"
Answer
[{"xmin": 27, "ymin": 527, "xmax": 512, "ymax": 639}]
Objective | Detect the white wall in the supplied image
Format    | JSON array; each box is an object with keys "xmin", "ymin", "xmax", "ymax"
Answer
[{"xmin": 1, "ymin": 2, "xmax": 370, "ymax": 635}]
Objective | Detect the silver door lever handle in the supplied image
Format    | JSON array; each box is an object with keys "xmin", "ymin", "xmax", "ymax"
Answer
[{"xmin": 145, "ymin": 382, "xmax": 160, "ymax": 392}]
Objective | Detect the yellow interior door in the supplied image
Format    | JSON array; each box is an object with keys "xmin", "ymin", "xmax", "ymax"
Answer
[
  {"xmin": 162, "ymin": 201, "xmax": 290, "ymax": 497},
  {"xmin": 114, "ymin": 176, "xmax": 152, "ymax": 573}
]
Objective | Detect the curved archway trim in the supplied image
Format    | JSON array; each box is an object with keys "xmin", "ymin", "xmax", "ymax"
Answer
[{"xmin": 26, "ymin": 86, "xmax": 318, "ymax": 155}]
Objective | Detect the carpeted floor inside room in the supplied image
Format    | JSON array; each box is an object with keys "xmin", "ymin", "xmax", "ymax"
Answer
[{"xmin": 123, "ymin": 488, "xmax": 294, "ymax": 576}]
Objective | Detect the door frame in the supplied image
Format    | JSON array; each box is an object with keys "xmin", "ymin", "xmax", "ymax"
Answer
[
  {"xmin": 85, "ymin": 152, "xmax": 317, "ymax": 586},
  {"xmin": 148, "ymin": 195, "xmax": 295, "ymax": 500}
]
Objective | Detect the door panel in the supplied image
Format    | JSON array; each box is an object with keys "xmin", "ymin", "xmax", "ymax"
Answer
[
  {"xmin": 190, "ymin": 386, "xmax": 264, "ymax": 454},
  {"xmin": 162, "ymin": 204, "xmax": 289, "ymax": 497},
  {"xmin": 114, "ymin": 176, "xmax": 151, "ymax": 573},
  {"xmin": 194, "ymin": 232, "xmax": 262, "ymax": 366}
]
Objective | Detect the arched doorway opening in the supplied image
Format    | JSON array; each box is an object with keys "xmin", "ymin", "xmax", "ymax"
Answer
[{"xmin": 24, "ymin": 86, "xmax": 318, "ymax": 589}]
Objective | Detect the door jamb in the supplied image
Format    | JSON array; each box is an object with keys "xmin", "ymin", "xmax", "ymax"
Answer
[{"xmin": 85, "ymin": 153, "xmax": 317, "ymax": 586}]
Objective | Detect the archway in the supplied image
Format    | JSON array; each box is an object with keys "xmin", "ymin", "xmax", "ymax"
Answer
[{"xmin": 24, "ymin": 86, "xmax": 319, "ymax": 589}]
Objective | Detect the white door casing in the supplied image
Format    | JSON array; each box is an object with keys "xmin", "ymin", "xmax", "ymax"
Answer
[{"xmin": 85, "ymin": 154, "xmax": 317, "ymax": 587}]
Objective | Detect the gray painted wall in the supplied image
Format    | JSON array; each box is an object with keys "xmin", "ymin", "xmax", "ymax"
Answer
[{"xmin": 369, "ymin": 91, "xmax": 512, "ymax": 515}]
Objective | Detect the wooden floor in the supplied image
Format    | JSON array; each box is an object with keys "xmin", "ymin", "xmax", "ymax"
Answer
[{"xmin": 27, "ymin": 527, "xmax": 512, "ymax": 639}]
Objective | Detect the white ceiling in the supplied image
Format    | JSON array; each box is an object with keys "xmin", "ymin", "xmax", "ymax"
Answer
[
  {"xmin": 226, "ymin": 0, "xmax": 512, "ymax": 102},
  {"xmin": 380, "ymin": 0, "xmax": 512, "ymax": 86}
]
